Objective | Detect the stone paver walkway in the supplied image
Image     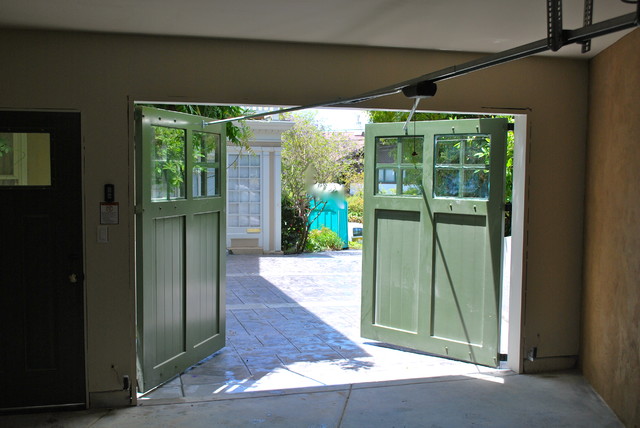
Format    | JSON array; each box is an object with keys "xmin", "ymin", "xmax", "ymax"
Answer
[{"xmin": 142, "ymin": 250, "xmax": 504, "ymax": 400}]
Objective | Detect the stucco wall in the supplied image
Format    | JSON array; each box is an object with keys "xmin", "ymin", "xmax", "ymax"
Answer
[
  {"xmin": 582, "ymin": 28, "xmax": 640, "ymax": 427},
  {"xmin": 0, "ymin": 29, "xmax": 589, "ymax": 406}
]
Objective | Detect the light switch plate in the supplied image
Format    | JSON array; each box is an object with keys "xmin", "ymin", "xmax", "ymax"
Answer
[{"xmin": 97, "ymin": 226, "xmax": 109, "ymax": 243}]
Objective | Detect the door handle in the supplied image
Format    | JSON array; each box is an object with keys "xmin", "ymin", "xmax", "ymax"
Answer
[{"xmin": 68, "ymin": 273, "xmax": 84, "ymax": 284}]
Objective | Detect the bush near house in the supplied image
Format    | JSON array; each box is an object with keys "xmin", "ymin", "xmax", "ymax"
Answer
[
  {"xmin": 281, "ymin": 195, "xmax": 306, "ymax": 254},
  {"xmin": 305, "ymin": 227, "xmax": 345, "ymax": 252}
]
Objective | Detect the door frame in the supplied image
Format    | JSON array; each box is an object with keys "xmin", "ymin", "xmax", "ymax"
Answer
[{"xmin": 126, "ymin": 99, "xmax": 529, "ymax": 398}]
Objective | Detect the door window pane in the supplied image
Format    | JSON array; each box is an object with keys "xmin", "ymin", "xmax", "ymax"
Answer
[
  {"xmin": 375, "ymin": 136, "xmax": 423, "ymax": 196},
  {"xmin": 434, "ymin": 169, "xmax": 460, "ymax": 197},
  {"xmin": 402, "ymin": 137, "xmax": 423, "ymax": 163},
  {"xmin": 0, "ymin": 133, "xmax": 51, "ymax": 186},
  {"xmin": 402, "ymin": 168, "xmax": 422, "ymax": 195},
  {"xmin": 192, "ymin": 131, "xmax": 220, "ymax": 198},
  {"xmin": 376, "ymin": 138, "xmax": 397, "ymax": 164},
  {"xmin": 464, "ymin": 136, "xmax": 490, "ymax": 165},
  {"xmin": 376, "ymin": 168, "xmax": 397, "ymax": 195},
  {"xmin": 463, "ymin": 169, "xmax": 490, "ymax": 198},
  {"xmin": 434, "ymin": 134, "xmax": 490, "ymax": 200},
  {"xmin": 152, "ymin": 126, "xmax": 185, "ymax": 201},
  {"xmin": 435, "ymin": 140, "xmax": 460, "ymax": 164}
]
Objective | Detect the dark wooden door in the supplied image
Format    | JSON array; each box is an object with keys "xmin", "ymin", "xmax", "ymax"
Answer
[{"xmin": 0, "ymin": 111, "xmax": 85, "ymax": 410}]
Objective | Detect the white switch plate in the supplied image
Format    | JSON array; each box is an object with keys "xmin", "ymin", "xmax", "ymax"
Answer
[{"xmin": 97, "ymin": 226, "xmax": 109, "ymax": 243}]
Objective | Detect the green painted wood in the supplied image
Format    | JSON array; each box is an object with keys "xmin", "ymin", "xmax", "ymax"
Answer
[
  {"xmin": 136, "ymin": 106, "xmax": 226, "ymax": 392},
  {"xmin": 361, "ymin": 118, "xmax": 507, "ymax": 367}
]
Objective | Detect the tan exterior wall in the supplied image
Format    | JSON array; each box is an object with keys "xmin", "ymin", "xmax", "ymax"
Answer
[
  {"xmin": 0, "ymin": 28, "xmax": 590, "ymax": 406},
  {"xmin": 582, "ymin": 29, "xmax": 640, "ymax": 427}
]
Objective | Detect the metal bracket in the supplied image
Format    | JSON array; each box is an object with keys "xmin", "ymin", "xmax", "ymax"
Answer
[
  {"xmin": 403, "ymin": 98, "xmax": 421, "ymax": 135},
  {"xmin": 547, "ymin": 0, "xmax": 564, "ymax": 51},
  {"xmin": 581, "ymin": 0, "xmax": 594, "ymax": 53}
]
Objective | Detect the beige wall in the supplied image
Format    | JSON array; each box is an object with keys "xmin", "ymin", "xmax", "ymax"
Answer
[
  {"xmin": 582, "ymin": 29, "xmax": 640, "ymax": 427},
  {"xmin": 0, "ymin": 29, "xmax": 590, "ymax": 406}
]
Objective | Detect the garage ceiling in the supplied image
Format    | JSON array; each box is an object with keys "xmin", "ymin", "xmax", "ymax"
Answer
[{"xmin": 0, "ymin": 0, "xmax": 635, "ymax": 58}]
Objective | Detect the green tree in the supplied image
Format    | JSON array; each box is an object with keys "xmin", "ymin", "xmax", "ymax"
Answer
[
  {"xmin": 144, "ymin": 104, "xmax": 253, "ymax": 149},
  {"xmin": 281, "ymin": 113, "xmax": 360, "ymax": 253}
]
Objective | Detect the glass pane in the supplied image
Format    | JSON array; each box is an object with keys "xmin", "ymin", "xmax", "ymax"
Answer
[
  {"xmin": 192, "ymin": 167, "xmax": 217, "ymax": 197},
  {"xmin": 239, "ymin": 204, "xmax": 249, "ymax": 214},
  {"xmin": 239, "ymin": 216, "xmax": 249, "ymax": 227},
  {"xmin": 193, "ymin": 132, "xmax": 219, "ymax": 198},
  {"xmin": 463, "ymin": 169, "xmax": 490, "ymax": 199},
  {"xmin": 249, "ymin": 155, "xmax": 260, "ymax": 166},
  {"xmin": 250, "ymin": 191, "xmax": 260, "ymax": 202},
  {"xmin": 465, "ymin": 135, "xmax": 490, "ymax": 165},
  {"xmin": 193, "ymin": 132, "xmax": 218, "ymax": 163},
  {"xmin": 401, "ymin": 137, "xmax": 423, "ymax": 163},
  {"xmin": 376, "ymin": 168, "xmax": 397, "ymax": 195},
  {"xmin": 401, "ymin": 168, "xmax": 422, "ymax": 195},
  {"xmin": 228, "ymin": 216, "xmax": 239, "ymax": 227},
  {"xmin": 228, "ymin": 191, "xmax": 238, "ymax": 202},
  {"xmin": 0, "ymin": 132, "xmax": 51, "ymax": 186},
  {"xmin": 250, "ymin": 216, "xmax": 260, "ymax": 226},
  {"xmin": 249, "ymin": 178, "xmax": 260, "ymax": 190},
  {"xmin": 434, "ymin": 168, "xmax": 460, "ymax": 197},
  {"xmin": 238, "ymin": 155, "xmax": 249, "ymax": 166},
  {"xmin": 435, "ymin": 139, "xmax": 461, "ymax": 165},
  {"xmin": 152, "ymin": 126, "xmax": 185, "ymax": 201},
  {"xmin": 250, "ymin": 204, "xmax": 261, "ymax": 214},
  {"xmin": 239, "ymin": 167, "xmax": 249, "ymax": 178},
  {"xmin": 376, "ymin": 138, "xmax": 397, "ymax": 164},
  {"xmin": 228, "ymin": 203, "xmax": 239, "ymax": 214},
  {"xmin": 249, "ymin": 167, "xmax": 260, "ymax": 178}
]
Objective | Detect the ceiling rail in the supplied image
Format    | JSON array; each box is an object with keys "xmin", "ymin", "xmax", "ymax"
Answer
[{"xmin": 204, "ymin": 11, "xmax": 638, "ymax": 126}]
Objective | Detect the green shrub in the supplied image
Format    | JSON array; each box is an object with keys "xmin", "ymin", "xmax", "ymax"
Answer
[
  {"xmin": 281, "ymin": 194, "xmax": 305, "ymax": 254},
  {"xmin": 348, "ymin": 240, "xmax": 363, "ymax": 250},
  {"xmin": 305, "ymin": 227, "xmax": 344, "ymax": 252},
  {"xmin": 346, "ymin": 194, "xmax": 364, "ymax": 223}
]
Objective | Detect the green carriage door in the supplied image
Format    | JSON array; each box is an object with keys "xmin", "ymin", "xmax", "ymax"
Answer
[
  {"xmin": 136, "ymin": 107, "xmax": 226, "ymax": 392},
  {"xmin": 361, "ymin": 118, "xmax": 507, "ymax": 367}
]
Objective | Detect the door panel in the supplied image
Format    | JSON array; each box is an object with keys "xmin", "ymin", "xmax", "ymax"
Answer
[
  {"xmin": 0, "ymin": 111, "xmax": 85, "ymax": 410},
  {"xmin": 189, "ymin": 211, "xmax": 222, "ymax": 346},
  {"xmin": 362, "ymin": 118, "xmax": 507, "ymax": 367},
  {"xmin": 374, "ymin": 210, "xmax": 421, "ymax": 333},
  {"xmin": 136, "ymin": 107, "xmax": 226, "ymax": 392}
]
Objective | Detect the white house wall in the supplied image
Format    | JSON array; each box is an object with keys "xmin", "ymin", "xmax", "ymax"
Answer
[{"xmin": 0, "ymin": 29, "xmax": 589, "ymax": 407}]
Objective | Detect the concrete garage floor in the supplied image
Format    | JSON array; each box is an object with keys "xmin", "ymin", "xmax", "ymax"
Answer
[
  {"xmin": 0, "ymin": 372, "xmax": 622, "ymax": 427},
  {"xmin": 1, "ymin": 251, "xmax": 622, "ymax": 427}
]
